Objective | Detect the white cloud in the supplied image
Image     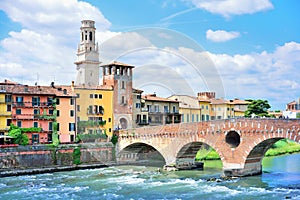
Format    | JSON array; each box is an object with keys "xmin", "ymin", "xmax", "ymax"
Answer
[
  {"xmin": 190, "ymin": 0, "xmax": 274, "ymax": 18},
  {"xmin": 206, "ymin": 29, "xmax": 240, "ymax": 42},
  {"xmin": 0, "ymin": 0, "xmax": 111, "ymax": 85},
  {"xmin": 206, "ymin": 41, "xmax": 300, "ymax": 108}
]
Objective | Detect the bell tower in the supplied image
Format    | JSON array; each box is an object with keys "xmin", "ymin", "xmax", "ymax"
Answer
[{"xmin": 75, "ymin": 20, "xmax": 100, "ymax": 86}]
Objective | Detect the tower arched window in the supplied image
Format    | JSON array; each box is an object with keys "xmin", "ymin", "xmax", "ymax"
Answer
[{"xmin": 89, "ymin": 31, "xmax": 92, "ymax": 41}]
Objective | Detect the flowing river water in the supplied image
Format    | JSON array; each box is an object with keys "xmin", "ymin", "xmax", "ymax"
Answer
[{"xmin": 0, "ymin": 153, "xmax": 299, "ymax": 200}]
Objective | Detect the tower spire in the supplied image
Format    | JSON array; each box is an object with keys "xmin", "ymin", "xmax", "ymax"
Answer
[{"xmin": 75, "ymin": 20, "xmax": 101, "ymax": 86}]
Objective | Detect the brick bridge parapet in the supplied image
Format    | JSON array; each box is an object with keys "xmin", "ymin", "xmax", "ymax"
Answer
[{"xmin": 117, "ymin": 118, "xmax": 300, "ymax": 176}]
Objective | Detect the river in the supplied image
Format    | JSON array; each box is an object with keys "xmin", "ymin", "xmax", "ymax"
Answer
[{"xmin": 0, "ymin": 153, "xmax": 299, "ymax": 200}]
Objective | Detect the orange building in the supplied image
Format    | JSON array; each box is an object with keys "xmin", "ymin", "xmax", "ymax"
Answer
[{"xmin": 2, "ymin": 81, "xmax": 76, "ymax": 144}]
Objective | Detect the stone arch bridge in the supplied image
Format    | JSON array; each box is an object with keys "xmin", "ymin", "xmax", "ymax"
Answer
[{"xmin": 116, "ymin": 118, "xmax": 300, "ymax": 176}]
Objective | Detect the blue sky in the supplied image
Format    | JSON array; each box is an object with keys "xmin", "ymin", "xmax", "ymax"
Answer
[{"xmin": 0, "ymin": 0, "xmax": 299, "ymax": 110}]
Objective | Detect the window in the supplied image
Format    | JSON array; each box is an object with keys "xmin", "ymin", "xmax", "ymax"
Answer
[
  {"xmin": 77, "ymin": 105, "xmax": 80, "ymax": 111},
  {"xmin": 164, "ymin": 106, "xmax": 168, "ymax": 113},
  {"xmin": 70, "ymin": 110, "xmax": 74, "ymax": 117},
  {"xmin": 121, "ymin": 81, "xmax": 125, "ymax": 89},
  {"xmin": 206, "ymin": 115, "xmax": 209, "ymax": 121},
  {"xmin": 34, "ymin": 109, "xmax": 39, "ymax": 115},
  {"xmin": 7, "ymin": 105, "xmax": 11, "ymax": 112},
  {"xmin": 47, "ymin": 97, "xmax": 53, "ymax": 106},
  {"xmin": 16, "ymin": 96, "xmax": 23, "ymax": 106},
  {"xmin": 147, "ymin": 105, "xmax": 151, "ymax": 112},
  {"xmin": 70, "ymin": 135, "xmax": 75, "ymax": 142},
  {"xmin": 202, "ymin": 114, "xmax": 205, "ymax": 121},
  {"xmin": 32, "ymin": 134, "xmax": 39, "ymax": 144},
  {"xmin": 49, "ymin": 122, "xmax": 53, "ymax": 131},
  {"xmin": 76, "ymin": 93, "xmax": 80, "ymax": 98},
  {"xmin": 201, "ymin": 105, "xmax": 204, "ymax": 109},
  {"xmin": 187, "ymin": 114, "xmax": 189, "ymax": 122},
  {"xmin": 16, "ymin": 109, "xmax": 21, "ymax": 115},
  {"xmin": 94, "ymin": 94, "xmax": 98, "ymax": 98},
  {"xmin": 17, "ymin": 121, "xmax": 22, "ymax": 127},
  {"xmin": 182, "ymin": 115, "xmax": 184, "ymax": 122},
  {"xmin": 121, "ymin": 96, "xmax": 125, "ymax": 104},
  {"xmin": 196, "ymin": 114, "xmax": 199, "ymax": 122},
  {"xmin": 137, "ymin": 95, "xmax": 141, "ymax": 99},
  {"xmin": 173, "ymin": 106, "xmax": 176, "ymax": 113},
  {"xmin": 49, "ymin": 109, "xmax": 54, "ymax": 115},
  {"xmin": 70, "ymin": 98, "xmax": 74, "ymax": 105},
  {"xmin": 33, "ymin": 121, "xmax": 38, "ymax": 128},
  {"xmin": 90, "ymin": 94, "xmax": 93, "ymax": 98},
  {"xmin": 136, "ymin": 103, "xmax": 141, "ymax": 108},
  {"xmin": 206, "ymin": 105, "xmax": 208, "ymax": 110},
  {"xmin": 47, "ymin": 133, "xmax": 52, "ymax": 143},
  {"xmin": 192, "ymin": 114, "xmax": 195, "ymax": 122},
  {"xmin": 109, "ymin": 128, "xmax": 111, "ymax": 132},
  {"xmin": 56, "ymin": 98, "xmax": 60, "ymax": 105},
  {"xmin": 6, "ymin": 119, "xmax": 12, "ymax": 126},
  {"xmin": 5, "ymin": 94, "xmax": 12, "ymax": 103},
  {"xmin": 57, "ymin": 123, "xmax": 60, "ymax": 131},
  {"xmin": 89, "ymin": 31, "xmax": 92, "ymax": 41},
  {"xmin": 32, "ymin": 97, "xmax": 40, "ymax": 106},
  {"xmin": 88, "ymin": 105, "xmax": 93, "ymax": 114},
  {"xmin": 99, "ymin": 94, "xmax": 102, "ymax": 99},
  {"xmin": 56, "ymin": 110, "xmax": 60, "ymax": 117},
  {"xmin": 69, "ymin": 123, "xmax": 75, "ymax": 131},
  {"xmin": 108, "ymin": 118, "xmax": 111, "ymax": 122},
  {"xmin": 154, "ymin": 105, "xmax": 159, "ymax": 112}
]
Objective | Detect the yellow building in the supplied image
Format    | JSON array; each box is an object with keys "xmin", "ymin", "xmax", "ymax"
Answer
[
  {"xmin": 0, "ymin": 91, "xmax": 12, "ymax": 135},
  {"xmin": 210, "ymin": 99, "xmax": 235, "ymax": 120},
  {"xmin": 75, "ymin": 85, "xmax": 114, "ymax": 137},
  {"xmin": 197, "ymin": 92, "xmax": 214, "ymax": 121}
]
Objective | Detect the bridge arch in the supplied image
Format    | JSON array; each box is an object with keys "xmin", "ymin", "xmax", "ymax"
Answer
[
  {"xmin": 117, "ymin": 142, "xmax": 166, "ymax": 166},
  {"xmin": 238, "ymin": 131, "xmax": 300, "ymax": 176},
  {"xmin": 175, "ymin": 141, "xmax": 224, "ymax": 166}
]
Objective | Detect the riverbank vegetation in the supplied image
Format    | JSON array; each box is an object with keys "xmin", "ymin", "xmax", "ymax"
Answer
[{"xmin": 196, "ymin": 139, "xmax": 300, "ymax": 161}]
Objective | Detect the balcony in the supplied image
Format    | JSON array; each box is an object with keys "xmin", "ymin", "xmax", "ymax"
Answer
[
  {"xmin": 12, "ymin": 102, "xmax": 54, "ymax": 108},
  {"xmin": 136, "ymin": 120, "xmax": 149, "ymax": 125}
]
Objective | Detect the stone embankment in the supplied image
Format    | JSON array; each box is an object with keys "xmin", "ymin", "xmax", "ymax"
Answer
[{"xmin": 0, "ymin": 143, "xmax": 115, "ymax": 177}]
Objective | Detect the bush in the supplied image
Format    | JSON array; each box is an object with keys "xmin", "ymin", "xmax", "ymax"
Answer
[
  {"xmin": 73, "ymin": 147, "xmax": 81, "ymax": 165},
  {"xmin": 111, "ymin": 133, "xmax": 118, "ymax": 145}
]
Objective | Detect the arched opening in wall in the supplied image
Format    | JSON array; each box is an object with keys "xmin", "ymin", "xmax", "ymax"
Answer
[
  {"xmin": 176, "ymin": 142, "xmax": 223, "ymax": 170},
  {"xmin": 225, "ymin": 131, "xmax": 240, "ymax": 148},
  {"xmin": 118, "ymin": 143, "xmax": 165, "ymax": 167},
  {"xmin": 119, "ymin": 118, "xmax": 128, "ymax": 129},
  {"xmin": 245, "ymin": 138, "xmax": 300, "ymax": 174}
]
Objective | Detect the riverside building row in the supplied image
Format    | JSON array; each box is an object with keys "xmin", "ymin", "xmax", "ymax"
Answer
[{"xmin": 0, "ymin": 20, "xmax": 249, "ymax": 145}]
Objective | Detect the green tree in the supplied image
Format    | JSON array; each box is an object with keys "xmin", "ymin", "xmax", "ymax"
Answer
[
  {"xmin": 244, "ymin": 99, "xmax": 271, "ymax": 118},
  {"xmin": 8, "ymin": 124, "xmax": 29, "ymax": 145},
  {"xmin": 296, "ymin": 112, "xmax": 300, "ymax": 118}
]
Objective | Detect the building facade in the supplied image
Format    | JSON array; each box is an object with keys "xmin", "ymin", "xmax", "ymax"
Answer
[
  {"xmin": 168, "ymin": 95, "xmax": 201, "ymax": 123},
  {"xmin": 132, "ymin": 88, "xmax": 148, "ymax": 128},
  {"xmin": 101, "ymin": 61, "xmax": 134, "ymax": 130},
  {"xmin": 0, "ymin": 81, "xmax": 76, "ymax": 144},
  {"xmin": 75, "ymin": 85, "xmax": 114, "ymax": 136},
  {"xmin": 143, "ymin": 94, "xmax": 181, "ymax": 126}
]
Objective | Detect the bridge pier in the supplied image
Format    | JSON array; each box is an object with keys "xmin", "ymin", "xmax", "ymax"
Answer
[{"xmin": 223, "ymin": 162, "xmax": 262, "ymax": 177}]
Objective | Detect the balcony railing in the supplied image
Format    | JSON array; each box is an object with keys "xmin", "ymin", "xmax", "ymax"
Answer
[{"xmin": 12, "ymin": 102, "xmax": 54, "ymax": 108}]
